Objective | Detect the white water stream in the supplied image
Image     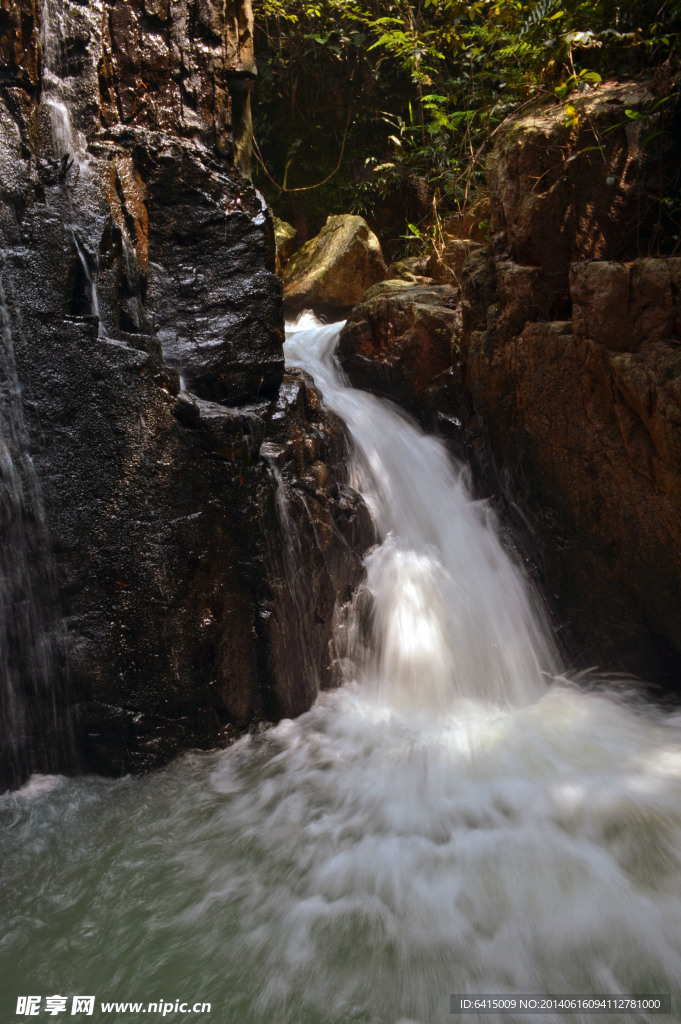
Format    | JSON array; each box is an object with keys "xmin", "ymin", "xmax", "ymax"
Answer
[
  {"xmin": 284, "ymin": 317, "xmax": 557, "ymax": 711},
  {"xmin": 41, "ymin": 0, "xmax": 88, "ymax": 165},
  {"xmin": 0, "ymin": 280, "xmax": 63, "ymax": 786},
  {"xmin": 39, "ymin": 0, "xmax": 106, "ymax": 333},
  {"xmin": 2, "ymin": 319, "xmax": 681, "ymax": 1023}
]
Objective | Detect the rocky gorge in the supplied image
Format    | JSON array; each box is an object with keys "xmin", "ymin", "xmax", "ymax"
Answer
[{"xmin": 4, "ymin": 8, "xmax": 681, "ymax": 1013}]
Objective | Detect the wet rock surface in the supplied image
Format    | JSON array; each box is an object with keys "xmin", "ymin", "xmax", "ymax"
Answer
[
  {"xmin": 259, "ymin": 372, "xmax": 374, "ymax": 719},
  {"xmin": 282, "ymin": 214, "xmax": 387, "ymax": 319},
  {"xmin": 338, "ymin": 281, "xmax": 460, "ymax": 420},
  {"xmin": 0, "ymin": 0, "xmax": 371, "ymax": 787},
  {"xmin": 141, "ymin": 133, "xmax": 284, "ymax": 403}
]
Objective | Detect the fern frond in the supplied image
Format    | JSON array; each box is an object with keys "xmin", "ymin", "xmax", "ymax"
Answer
[{"xmin": 519, "ymin": 0, "xmax": 557, "ymax": 37}]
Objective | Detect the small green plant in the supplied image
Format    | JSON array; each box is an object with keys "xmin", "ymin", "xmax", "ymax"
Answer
[{"xmin": 554, "ymin": 68, "xmax": 602, "ymax": 99}]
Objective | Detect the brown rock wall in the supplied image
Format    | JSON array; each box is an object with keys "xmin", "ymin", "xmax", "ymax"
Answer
[
  {"xmin": 571, "ymin": 258, "xmax": 681, "ymax": 351},
  {"xmin": 460, "ymin": 81, "xmax": 681, "ymax": 684},
  {"xmin": 487, "ymin": 81, "xmax": 678, "ymax": 318},
  {"xmin": 466, "ymin": 309, "xmax": 681, "ymax": 680}
]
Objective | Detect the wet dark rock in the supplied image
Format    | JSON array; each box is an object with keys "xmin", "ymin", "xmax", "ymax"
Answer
[
  {"xmin": 0, "ymin": 0, "xmax": 371, "ymax": 788},
  {"xmin": 338, "ymin": 282, "xmax": 460, "ymax": 421},
  {"xmin": 259, "ymin": 371, "xmax": 374, "ymax": 718},
  {"xmin": 139, "ymin": 131, "xmax": 284, "ymax": 403}
]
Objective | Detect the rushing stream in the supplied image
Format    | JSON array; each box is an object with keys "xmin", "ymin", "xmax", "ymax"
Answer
[{"xmin": 2, "ymin": 320, "xmax": 681, "ymax": 1023}]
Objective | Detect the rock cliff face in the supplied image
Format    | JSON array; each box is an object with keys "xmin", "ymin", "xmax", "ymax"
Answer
[
  {"xmin": 463, "ymin": 250, "xmax": 681, "ymax": 685},
  {"xmin": 340, "ymin": 80, "xmax": 681, "ymax": 688},
  {"xmin": 0, "ymin": 0, "xmax": 371, "ymax": 789}
]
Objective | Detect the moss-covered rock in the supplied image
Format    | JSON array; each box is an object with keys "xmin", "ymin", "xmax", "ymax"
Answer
[{"xmin": 282, "ymin": 214, "xmax": 387, "ymax": 317}]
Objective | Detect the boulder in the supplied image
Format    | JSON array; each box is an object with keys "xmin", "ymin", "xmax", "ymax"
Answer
[
  {"xmin": 282, "ymin": 214, "xmax": 387, "ymax": 317},
  {"xmin": 338, "ymin": 282, "xmax": 460, "ymax": 420}
]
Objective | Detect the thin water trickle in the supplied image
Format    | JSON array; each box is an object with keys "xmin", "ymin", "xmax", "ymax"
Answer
[
  {"xmin": 71, "ymin": 229, "xmax": 102, "ymax": 329},
  {"xmin": 1, "ymin": 318, "xmax": 681, "ymax": 1022},
  {"xmin": 43, "ymin": 98, "xmax": 81, "ymax": 163},
  {"xmin": 41, "ymin": 1, "xmax": 87, "ymax": 165},
  {"xmin": 39, "ymin": 0, "xmax": 106, "ymax": 332},
  {"xmin": 0, "ymin": 281, "xmax": 64, "ymax": 787},
  {"xmin": 262, "ymin": 452, "xmax": 323, "ymax": 695}
]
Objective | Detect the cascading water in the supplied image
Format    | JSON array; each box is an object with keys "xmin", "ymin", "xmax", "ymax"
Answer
[
  {"xmin": 39, "ymin": 0, "xmax": 105, "ymax": 330},
  {"xmin": 284, "ymin": 317, "xmax": 557, "ymax": 711},
  {"xmin": 0, "ymin": 0, "xmax": 91, "ymax": 792},
  {"xmin": 263, "ymin": 455, "xmax": 325, "ymax": 695},
  {"xmin": 0, "ymin": 281, "xmax": 65, "ymax": 788},
  {"xmin": 40, "ymin": 0, "xmax": 87, "ymax": 166},
  {"xmin": 2, "ymin": 318, "xmax": 681, "ymax": 1022},
  {"xmin": 71, "ymin": 229, "xmax": 102, "ymax": 327}
]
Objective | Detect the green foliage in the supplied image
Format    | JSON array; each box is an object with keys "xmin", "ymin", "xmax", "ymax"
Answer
[{"xmin": 252, "ymin": 0, "xmax": 680, "ymax": 258}]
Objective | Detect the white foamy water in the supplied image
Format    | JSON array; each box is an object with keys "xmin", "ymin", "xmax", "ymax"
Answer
[
  {"xmin": 1, "ymin": 319, "xmax": 681, "ymax": 1023},
  {"xmin": 284, "ymin": 317, "xmax": 557, "ymax": 710}
]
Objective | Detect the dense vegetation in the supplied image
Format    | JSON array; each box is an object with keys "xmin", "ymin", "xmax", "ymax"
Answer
[{"xmin": 252, "ymin": 0, "xmax": 680, "ymax": 258}]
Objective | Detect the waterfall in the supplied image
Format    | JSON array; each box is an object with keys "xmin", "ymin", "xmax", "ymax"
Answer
[
  {"xmin": 40, "ymin": 0, "xmax": 87, "ymax": 166},
  {"xmin": 2, "ymin": 317, "xmax": 681, "ymax": 1021},
  {"xmin": 262, "ymin": 455, "xmax": 324, "ymax": 696},
  {"xmin": 284, "ymin": 316, "xmax": 557, "ymax": 711},
  {"xmin": 71, "ymin": 229, "xmax": 102, "ymax": 329},
  {"xmin": 39, "ymin": 0, "xmax": 104, "ymax": 330}
]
